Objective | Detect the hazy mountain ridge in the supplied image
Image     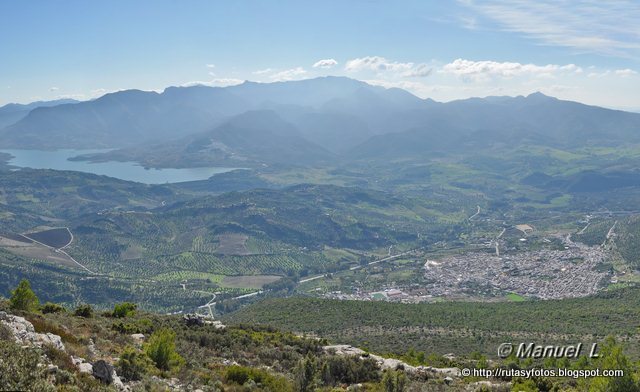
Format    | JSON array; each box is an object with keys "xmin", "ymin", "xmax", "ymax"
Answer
[
  {"xmin": 2, "ymin": 77, "xmax": 640, "ymax": 168},
  {"xmin": 0, "ymin": 98, "xmax": 77, "ymax": 129}
]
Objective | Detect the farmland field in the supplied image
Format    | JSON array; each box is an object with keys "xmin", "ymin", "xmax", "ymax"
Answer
[
  {"xmin": 221, "ymin": 275, "xmax": 282, "ymax": 289},
  {"xmin": 24, "ymin": 227, "xmax": 72, "ymax": 248}
]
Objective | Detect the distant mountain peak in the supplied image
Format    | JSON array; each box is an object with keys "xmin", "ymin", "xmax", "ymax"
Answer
[{"xmin": 526, "ymin": 91, "xmax": 556, "ymax": 100}]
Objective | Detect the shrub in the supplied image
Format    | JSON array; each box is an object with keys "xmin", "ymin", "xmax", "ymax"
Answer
[
  {"xmin": 41, "ymin": 302, "xmax": 66, "ymax": 314},
  {"xmin": 42, "ymin": 344, "xmax": 75, "ymax": 372},
  {"xmin": 0, "ymin": 323, "xmax": 13, "ymax": 340},
  {"xmin": 74, "ymin": 304, "xmax": 93, "ymax": 318},
  {"xmin": 225, "ymin": 365, "xmax": 293, "ymax": 391},
  {"xmin": 9, "ymin": 279, "xmax": 39, "ymax": 312},
  {"xmin": 144, "ymin": 329, "xmax": 184, "ymax": 371},
  {"xmin": 381, "ymin": 369, "xmax": 407, "ymax": 392},
  {"xmin": 112, "ymin": 318, "xmax": 154, "ymax": 334},
  {"xmin": 112, "ymin": 302, "xmax": 137, "ymax": 318},
  {"xmin": 0, "ymin": 340, "xmax": 55, "ymax": 391},
  {"xmin": 117, "ymin": 346, "xmax": 152, "ymax": 381},
  {"xmin": 28, "ymin": 316, "xmax": 78, "ymax": 344}
]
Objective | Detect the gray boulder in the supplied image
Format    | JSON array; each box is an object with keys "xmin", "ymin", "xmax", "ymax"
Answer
[{"xmin": 92, "ymin": 360, "xmax": 114, "ymax": 384}]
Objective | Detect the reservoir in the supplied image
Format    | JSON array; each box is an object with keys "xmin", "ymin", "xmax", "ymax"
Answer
[{"xmin": 1, "ymin": 149, "xmax": 238, "ymax": 184}]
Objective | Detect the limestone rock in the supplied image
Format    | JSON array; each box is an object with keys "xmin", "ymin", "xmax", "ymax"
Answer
[
  {"xmin": 130, "ymin": 333, "xmax": 145, "ymax": 345},
  {"xmin": 0, "ymin": 311, "xmax": 65, "ymax": 352}
]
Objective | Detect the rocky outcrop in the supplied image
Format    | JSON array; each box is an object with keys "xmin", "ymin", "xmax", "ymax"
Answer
[
  {"xmin": 71, "ymin": 356, "xmax": 93, "ymax": 374},
  {"xmin": 183, "ymin": 313, "xmax": 225, "ymax": 329},
  {"xmin": 324, "ymin": 344, "xmax": 461, "ymax": 377},
  {"xmin": 0, "ymin": 311, "xmax": 65, "ymax": 351},
  {"xmin": 130, "ymin": 333, "xmax": 145, "ymax": 343}
]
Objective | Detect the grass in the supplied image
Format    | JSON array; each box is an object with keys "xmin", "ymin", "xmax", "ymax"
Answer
[{"xmin": 505, "ymin": 293, "xmax": 526, "ymax": 302}]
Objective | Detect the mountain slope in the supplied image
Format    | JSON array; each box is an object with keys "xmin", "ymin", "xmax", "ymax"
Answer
[
  {"xmin": 75, "ymin": 110, "xmax": 335, "ymax": 167},
  {"xmin": 0, "ymin": 99, "xmax": 77, "ymax": 129},
  {"xmin": 0, "ymin": 77, "xmax": 423, "ymax": 151},
  {"xmin": 350, "ymin": 93, "xmax": 640, "ymax": 159}
]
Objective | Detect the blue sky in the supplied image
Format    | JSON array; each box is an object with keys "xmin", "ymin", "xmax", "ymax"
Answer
[{"xmin": 1, "ymin": 0, "xmax": 639, "ymax": 109}]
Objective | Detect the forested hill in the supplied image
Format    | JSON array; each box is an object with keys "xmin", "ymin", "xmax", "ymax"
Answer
[{"xmin": 226, "ymin": 289, "xmax": 640, "ymax": 357}]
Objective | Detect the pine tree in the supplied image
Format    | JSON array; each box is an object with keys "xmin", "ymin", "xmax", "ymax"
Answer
[{"xmin": 9, "ymin": 279, "xmax": 39, "ymax": 312}]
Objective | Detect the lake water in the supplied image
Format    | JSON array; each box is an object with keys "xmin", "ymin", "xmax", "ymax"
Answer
[{"xmin": 1, "ymin": 149, "xmax": 238, "ymax": 184}]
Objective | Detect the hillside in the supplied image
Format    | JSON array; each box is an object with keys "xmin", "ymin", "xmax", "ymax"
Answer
[
  {"xmin": 5, "ymin": 78, "xmax": 640, "ymax": 170},
  {"xmin": 64, "ymin": 184, "xmax": 447, "ymax": 279},
  {"xmin": 0, "ymin": 77, "xmax": 423, "ymax": 153},
  {"xmin": 4, "ymin": 280, "xmax": 640, "ymax": 392},
  {"xmin": 226, "ymin": 290, "xmax": 640, "ymax": 357},
  {"xmin": 0, "ymin": 169, "xmax": 175, "ymax": 228},
  {"xmin": 0, "ymin": 98, "xmax": 77, "ymax": 129},
  {"xmin": 76, "ymin": 110, "xmax": 336, "ymax": 168},
  {"xmin": 350, "ymin": 93, "xmax": 640, "ymax": 160}
]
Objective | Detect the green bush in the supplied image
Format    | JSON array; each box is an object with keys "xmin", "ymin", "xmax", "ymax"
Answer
[
  {"xmin": 0, "ymin": 323, "xmax": 13, "ymax": 341},
  {"xmin": 41, "ymin": 302, "xmax": 66, "ymax": 314},
  {"xmin": 73, "ymin": 304, "xmax": 94, "ymax": 318},
  {"xmin": 225, "ymin": 365, "xmax": 292, "ymax": 391},
  {"xmin": 381, "ymin": 369, "xmax": 407, "ymax": 392},
  {"xmin": 112, "ymin": 317, "xmax": 153, "ymax": 334},
  {"xmin": 117, "ymin": 346, "xmax": 152, "ymax": 381},
  {"xmin": 144, "ymin": 328, "xmax": 184, "ymax": 371},
  {"xmin": 112, "ymin": 302, "xmax": 137, "ymax": 318},
  {"xmin": 9, "ymin": 279, "xmax": 39, "ymax": 312},
  {"xmin": 0, "ymin": 340, "xmax": 55, "ymax": 391}
]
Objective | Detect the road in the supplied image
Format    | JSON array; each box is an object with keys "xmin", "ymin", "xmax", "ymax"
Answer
[
  {"xmin": 577, "ymin": 222, "xmax": 591, "ymax": 235},
  {"xmin": 299, "ymin": 248, "xmax": 418, "ymax": 283},
  {"xmin": 194, "ymin": 248, "xmax": 419, "ymax": 314},
  {"xmin": 468, "ymin": 205, "xmax": 481, "ymax": 221},
  {"xmin": 602, "ymin": 221, "xmax": 618, "ymax": 247},
  {"xmin": 21, "ymin": 228, "xmax": 96, "ymax": 274},
  {"xmin": 196, "ymin": 290, "xmax": 263, "ymax": 317}
]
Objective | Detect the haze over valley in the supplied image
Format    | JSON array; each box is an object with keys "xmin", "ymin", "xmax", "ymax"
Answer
[{"xmin": 2, "ymin": 1, "xmax": 640, "ymax": 391}]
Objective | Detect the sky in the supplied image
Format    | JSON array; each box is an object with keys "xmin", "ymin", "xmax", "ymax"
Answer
[{"xmin": 1, "ymin": 0, "xmax": 639, "ymax": 110}]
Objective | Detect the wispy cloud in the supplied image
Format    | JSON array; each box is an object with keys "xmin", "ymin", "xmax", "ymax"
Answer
[
  {"xmin": 49, "ymin": 87, "xmax": 59, "ymax": 92},
  {"xmin": 312, "ymin": 59, "xmax": 338, "ymax": 69},
  {"xmin": 615, "ymin": 68, "xmax": 638, "ymax": 77},
  {"xmin": 345, "ymin": 56, "xmax": 432, "ymax": 78},
  {"xmin": 441, "ymin": 58, "xmax": 582, "ymax": 81},
  {"xmin": 461, "ymin": 0, "xmax": 640, "ymax": 58},
  {"xmin": 182, "ymin": 78, "xmax": 244, "ymax": 87},
  {"xmin": 252, "ymin": 68, "xmax": 273, "ymax": 75},
  {"xmin": 269, "ymin": 67, "xmax": 307, "ymax": 81}
]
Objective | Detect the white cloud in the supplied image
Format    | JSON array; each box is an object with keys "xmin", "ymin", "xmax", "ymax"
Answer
[
  {"xmin": 461, "ymin": 0, "xmax": 640, "ymax": 58},
  {"xmin": 252, "ymin": 68, "xmax": 274, "ymax": 75},
  {"xmin": 588, "ymin": 70, "xmax": 611, "ymax": 78},
  {"xmin": 182, "ymin": 78, "xmax": 244, "ymax": 87},
  {"xmin": 206, "ymin": 64, "xmax": 216, "ymax": 69},
  {"xmin": 56, "ymin": 93, "xmax": 85, "ymax": 100},
  {"xmin": 441, "ymin": 59, "xmax": 582, "ymax": 81},
  {"xmin": 586, "ymin": 69, "xmax": 636, "ymax": 78},
  {"xmin": 49, "ymin": 87, "xmax": 59, "ymax": 92},
  {"xmin": 312, "ymin": 58, "xmax": 338, "ymax": 69},
  {"xmin": 403, "ymin": 63, "xmax": 432, "ymax": 78},
  {"xmin": 615, "ymin": 68, "xmax": 638, "ymax": 77},
  {"xmin": 345, "ymin": 56, "xmax": 431, "ymax": 78},
  {"xmin": 269, "ymin": 67, "xmax": 307, "ymax": 81},
  {"xmin": 90, "ymin": 88, "xmax": 108, "ymax": 98}
]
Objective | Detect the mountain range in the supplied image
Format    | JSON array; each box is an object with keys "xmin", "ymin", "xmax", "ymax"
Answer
[{"xmin": 2, "ymin": 77, "xmax": 640, "ymax": 167}]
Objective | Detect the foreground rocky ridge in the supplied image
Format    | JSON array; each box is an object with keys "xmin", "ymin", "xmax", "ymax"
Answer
[{"xmin": 0, "ymin": 292, "xmax": 478, "ymax": 391}]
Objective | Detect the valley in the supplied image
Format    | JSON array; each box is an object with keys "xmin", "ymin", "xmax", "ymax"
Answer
[
  {"xmin": 5, "ymin": 3, "xmax": 640, "ymax": 390},
  {"xmin": 2, "ymin": 78, "xmax": 640, "ymax": 388}
]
